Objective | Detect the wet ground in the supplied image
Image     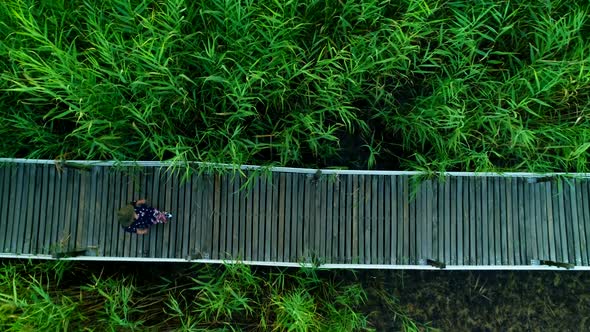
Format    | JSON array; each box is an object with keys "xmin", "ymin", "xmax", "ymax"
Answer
[{"xmin": 361, "ymin": 270, "xmax": 590, "ymax": 331}]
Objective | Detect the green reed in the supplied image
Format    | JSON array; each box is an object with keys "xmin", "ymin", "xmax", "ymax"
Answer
[{"xmin": 0, "ymin": 0, "xmax": 587, "ymax": 172}]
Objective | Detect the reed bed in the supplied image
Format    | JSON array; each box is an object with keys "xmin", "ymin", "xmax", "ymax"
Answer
[{"xmin": 1, "ymin": 0, "xmax": 588, "ymax": 172}]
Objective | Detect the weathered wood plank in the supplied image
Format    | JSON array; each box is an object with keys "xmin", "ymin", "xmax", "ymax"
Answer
[
  {"xmin": 468, "ymin": 177, "xmax": 476, "ymax": 264},
  {"xmin": 21, "ymin": 164, "xmax": 37, "ymax": 254},
  {"xmin": 84, "ymin": 167, "xmax": 98, "ymax": 255},
  {"xmin": 260, "ymin": 175, "xmax": 269, "ymax": 262},
  {"xmin": 505, "ymin": 177, "xmax": 514, "ymax": 265},
  {"xmin": 121, "ymin": 170, "xmax": 133, "ymax": 257},
  {"xmin": 545, "ymin": 181, "xmax": 556, "ymax": 262},
  {"xmin": 574, "ymin": 179, "xmax": 587, "ymax": 265},
  {"xmin": 189, "ymin": 171, "xmax": 200, "ymax": 258},
  {"xmin": 352, "ymin": 175, "xmax": 359, "ymax": 263},
  {"xmin": 432, "ymin": 179, "xmax": 439, "ymax": 263},
  {"xmin": 486, "ymin": 176, "xmax": 495, "ymax": 265},
  {"xmin": 383, "ymin": 175, "xmax": 391, "ymax": 265},
  {"xmin": 229, "ymin": 174, "xmax": 240, "ymax": 259},
  {"xmin": 538, "ymin": 183, "xmax": 549, "ymax": 261},
  {"xmin": 112, "ymin": 169, "xmax": 123, "ymax": 257},
  {"xmin": 581, "ymin": 180, "xmax": 590, "ymax": 264},
  {"xmin": 15, "ymin": 164, "xmax": 30, "ymax": 254},
  {"xmin": 320, "ymin": 175, "xmax": 328, "ymax": 261},
  {"xmin": 562, "ymin": 180, "xmax": 580, "ymax": 265},
  {"xmin": 296, "ymin": 173, "xmax": 306, "ymax": 261},
  {"xmin": 300, "ymin": 175, "xmax": 314, "ymax": 261},
  {"xmin": 277, "ymin": 173, "xmax": 286, "ymax": 262},
  {"xmin": 0, "ymin": 165, "xmax": 13, "ymax": 252},
  {"xmin": 334, "ymin": 176, "xmax": 342, "ymax": 263},
  {"xmin": 390, "ymin": 176, "xmax": 398, "ymax": 264},
  {"xmin": 8, "ymin": 165, "xmax": 22, "ymax": 253},
  {"xmin": 408, "ymin": 177, "xmax": 416, "ymax": 264},
  {"xmin": 284, "ymin": 173, "xmax": 293, "ymax": 261},
  {"xmin": 245, "ymin": 173, "xmax": 254, "ymax": 261},
  {"xmin": 410, "ymin": 179, "xmax": 423, "ymax": 264},
  {"xmin": 370, "ymin": 176, "xmax": 378, "ymax": 264},
  {"xmin": 212, "ymin": 173, "xmax": 221, "ymax": 260},
  {"xmin": 449, "ymin": 177, "xmax": 457, "ymax": 265},
  {"xmin": 360, "ymin": 176, "xmax": 367, "ymax": 264},
  {"xmin": 36, "ymin": 165, "xmax": 50, "ymax": 254},
  {"xmin": 402, "ymin": 176, "xmax": 410, "ymax": 264},
  {"xmin": 219, "ymin": 173, "xmax": 229, "ymax": 259},
  {"xmin": 29, "ymin": 164, "xmax": 45, "ymax": 255},
  {"xmin": 252, "ymin": 174, "xmax": 260, "ymax": 261},
  {"xmin": 444, "ymin": 177, "xmax": 451, "ymax": 265},
  {"xmin": 493, "ymin": 177, "xmax": 502, "ymax": 265},
  {"xmin": 204, "ymin": 173, "xmax": 215, "ymax": 259},
  {"xmin": 146, "ymin": 168, "xmax": 158, "ymax": 258},
  {"xmin": 316, "ymin": 175, "xmax": 324, "ymax": 262},
  {"xmin": 480, "ymin": 177, "xmax": 489, "ymax": 265},
  {"xmin": 457, "ymin": 177, "xmax": 464, "ymax": 265},
  {"xmin": 475, "ymin": 177, "xmax": 483, "ymax": 265},
  {"xmin": 568, "ymin": 180, "xmax": 582, "ymax": 265},
  {"xmin": 262, "ymin": 175, "xmax": 272, "ymax": 261},
  {"xmin": 271, "ymin": 174, "xmax": 279, "ymax": 261},
  {"xmin": 176, "ymin": 172, "xmax": 187, "ymax": 258}
]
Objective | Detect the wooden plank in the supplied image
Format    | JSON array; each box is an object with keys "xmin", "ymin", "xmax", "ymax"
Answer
[
  {"xmin": 557, "ymin": 178, "xmax": 572, "ymax": 263},
  {"xmin": 289, "ymin": 173, "xmax": 298, "ymax": 261},
  {"xmin": 320, "ymin": 175, "xmax": 329, "ymax": 261},
  {"xmin": 574, "ymin": 179, "xmax": 587, "ymax": 265},
  {"xmin": 383, "ymin": 175, "xmax": 391, "ymax": 265},
  {"xmin": 150, "ymin": 167, "xmax": 165, "ymax": 258},
  {"xmin": 449, "ymin": 177, "xmax": 457, "ymax": 265},
  {"xmin": 545, "ymin": 181, "xmax": 556, "ymax": 262},
  {"xmin": 162, "ymin": 170, "xmax": 173, "ymax": 258},
  {"xmin": 168, "ymin": 171, "xmax": 180, "ymax": 258},
  {"xmin": 175, "ymin": 172, "xmax": 187, "ymax": 258},
  {"xmin": 523, "ymin": 181, "xmax": 533, "ymax": 262},
  {"xmin": 333, "ymin": 176, "xmax": 341, "ymax": 263},
  {"xmin": 263, "ymin": 175, "xmax": 272, "ymax": 261},
  {"xmin": 12, "ymin": 164, "xmax": 28, "ymax": 254},
  {"xmin": 493, "ymin": 177, "xmax": 502, "ymax": 265},
  {"xmin": 136, "ymin": 168, "xmax": 148, "ymax": 257},
  {"xmin": 374, "ymin": 176, "xmax": 382, "ymax": 264},
  {"xmin": 271, "ymin": 174, "xmax": 279, "ymax": 261},
  {"xmin": 277, "ymin": 173, "xmax": 286, "ymax": 262},
  {"xmin": 487, "ymin": 176, "xmax": 495, "ymax": 265},
  {"xmin": 414, "ymin": 178, "xmax": 422, "ymax": 263},
  {"xmin": 456, "ymin": 177, "xmax": 464, "ymax": 265},
  {"xmin": 189, "ymin": 171, "xmax": 201, "ymax": 257},
  {"xmin": 402, "ymin": 176, "xmax": 410, "ymax": 264},
  {"xmin": 568, "ymin": 181, "xmax": 582, "ymax": 265},
  {"xmin": 408, "ymin": 177, "xmax": 416, "ymax": 264},
  {"xmin": 205, "ymin": 174, "xmax": 215, "ymax": 259},
  {"xmin": 6, "ymin": 165, "xmax": 20, "ymax": 253},
  {"xmin": 468, "ymin": 177, "xmax": 476, "ymax": 264},
  {"xmin": 219, "ymin": 173, "xmax": 228, "ymax": 258},
  {"xmin": 113, "ymin": 168, "xmax": 131, "ymax": 257},
  {"xmin": 316, "ymin": 175, "xmax": 324, "ymax": 262},
  {"xmin": 351, "ymin": 175, "xmax": 359, "ymax": 263},
  {"xmin": 36, "ymin": 165, "xmax": 53, "ymax": 254},
  {"xmin": 481, "ymin": 177, "xmax": 492, "ymax": 265},
  {"xmin": 428, "ymin": 179, "xmax": 442, "ymax": 261},
  {"xmin": 181, "ymin": 172, "xmax": 191, "ymax": 259},
  {"xmin": 461, "ymin": 177, "xmax": 470, "ymax": 265},
  {"xmin": 444, "ymin": 177, "xmax": 451, "ymax": 264},
  {"xmin": 109, "ymin": 169, "xmax": 122, "ymax": 257},
  {"xmin": 369, "ymin": 176, "xmax": 377, "ymax": 264},
  {"xmin": 257, "ymin": 175, "xmax": 266, "ymax": 261},
  {"xmin": 343, "ymin": 175, "xmax": 351, "ymax": 263},
  {"xmin": 245, "ymin": 173, "xmax": 254, "ymax": 261},
  {"xmin": 28, "ymin": 164, "xmax": 45, "ymax": 254},
  {"xmin": 230, "ymin": 174, "xmax": 240, "ymax": 259},
  {"xmin": 120, "ymin": 170, "xmax": 132, "ymax": 257},
  {"xmin": 21, "ymin": 164, "xmax": 37, "ymax": 254},
  {"xmin": 212, "ymin": 173, "xmax": 221, "ymax": 260},
  {"xmin": 509, "ymin": 177, "xmax": 519, "ymax": 265},
  {"xmin": 503, "ymin": 177, "xmax": 513, "ymax": 265},
  {"xmin": 146, "ymin": 168, "xmax": 157, "ymax": 257},
  {"xmin": 300, "ymin": 175, "xmax": 314, "ymax": 261},
  {"xmin": 297, "ymin": 173, "xmax": 305, "ymax": 261},
  {"xmin": 78, "ymin": 168, "xmax": 91, "ymax": 253},
  {"xmin": 252, "ymin": 174, "xmax": 260, "ymax": 261},
  {"xmin": 356, "ymin": 175, "xmax": 364, "ymax": 264},
  {"xmin": 0, "ymin": 166, "xmax": 13, "ymax": 252},
  {"xmin": 294, "ymin": 174, "xmax": 303, "ymax": 262},
  {"xmin": 581, "ymin": 180, "xmax": 590, "ymax": 264},
  {"xmin": 341, "ymin": 175, "xmax": 350, "ymax": 264},
  {"xmin": 390, "ymin": 176, "xmax": 398, "ymax": 264},
  {"xmin": 539, "ymin": 183, "xmax": 549, "ymax": 261},
  {"xmin": 84, "ymin": 167, "xmax": 99, "ymax": 255},
  {"xmin": 125, "ymin": 169, "xmax": 136, "ymax": 257},
  {"xmin": 474, "ymin": 177, "xmax": 483, "ymax": 265},
  {"xmin": 563, "ymin": 180, "xmax": 581, "ymax": 265}
]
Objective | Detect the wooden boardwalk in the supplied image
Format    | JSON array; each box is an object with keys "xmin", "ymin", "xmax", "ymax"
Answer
[{"xmin": 1, "ymin": 159, "xmax": 589, "ymax": 269}]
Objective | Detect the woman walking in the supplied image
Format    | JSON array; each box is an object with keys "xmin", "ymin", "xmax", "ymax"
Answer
[{"xmin": 117, "ymin": 199, "xmax": 172, "ymax": 234}]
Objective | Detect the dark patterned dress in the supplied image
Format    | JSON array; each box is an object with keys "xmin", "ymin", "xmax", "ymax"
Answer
[{"xmin": 123, "ymin": 201, "xmax": 169, "ymax": 234}]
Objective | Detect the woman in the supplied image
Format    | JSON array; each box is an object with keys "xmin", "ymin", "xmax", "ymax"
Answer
[{"xmin": 117, "ymin": 199, "xmax": 172, "ymax": 234}]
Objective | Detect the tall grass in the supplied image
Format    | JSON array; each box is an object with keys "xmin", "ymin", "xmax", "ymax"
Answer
[
  {"xmin": 0, "ymin": 260, "xmax": 425, "ymax": 331},
  {"xmin": 0, "ymin": 0, "xmax": 588, "ymax": 172}
]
